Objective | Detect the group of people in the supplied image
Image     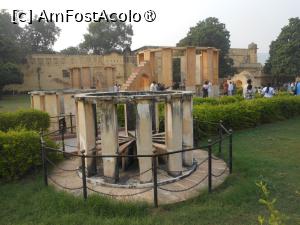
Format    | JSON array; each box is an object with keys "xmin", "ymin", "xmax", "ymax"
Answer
[
  {"xmin": 149, "ymin": 80, "xmax": 186, "ymax": 92},
  {"xmin": 149, "ymin": 81, "xmax": 167, "ymax": 91},
  {"xmin": 202, "ymin": 81, "xmax": 212, "ymax": 98},
  {"xmin": 294, "ymin": 81, "xmax": 300, "ymax": 95},
  {"xmin": 244, "ymin": 79, "xmax": 300, "ymax": 99},
  {"xmin": 243, "ymin": 79, "xmax": 276, "ymax": 99},
  {"xmin": 286, "ymin": 81, "xmax": 300, "ymax": 95},
  {"xmin": 223, "ymin": 81, "xmax": 236, "ymax": 96}
]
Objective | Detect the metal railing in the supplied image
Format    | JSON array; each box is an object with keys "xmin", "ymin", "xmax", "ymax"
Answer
[
  {"xmin": 48, "ymin": 113, "xmax": 76, "ymax": 135},
  {"xmin": 40, "ymin": 120, "xmax": 233, "ymax": 208}
]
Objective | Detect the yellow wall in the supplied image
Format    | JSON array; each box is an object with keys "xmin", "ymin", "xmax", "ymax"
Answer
[{"xmin": 4, "ymin": 53, "xmax": 136, "ymax": 92}]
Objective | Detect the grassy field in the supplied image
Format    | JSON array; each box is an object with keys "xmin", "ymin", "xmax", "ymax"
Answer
[
  {"xmin": 0, "ymin": 95, "xmax": 30, "ymax": 112},
  {"xmin": 1, "ymin": 118, "xmax": 300, "ymax": 225}
]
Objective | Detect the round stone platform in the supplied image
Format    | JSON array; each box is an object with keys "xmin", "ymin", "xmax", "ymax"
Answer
[{"xmin": 48, "ymin": 149, "xmax": 229, "ymax": 205}]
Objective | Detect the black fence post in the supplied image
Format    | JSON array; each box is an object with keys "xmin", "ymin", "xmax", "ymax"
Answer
[
  {"xmin": 70, "ymin": 112, "xmax": 73, "ymax": 134},
  {"xmin": 61, "ymin": 125, "xmax": 65, "ymax": 157},
  {"xmin": 229, "ymin": 129, "xmax": 233, "ymax": 174},
  {"xmin": 40, "ymin": 133, "xmax": 48, "ymax": 186},
  {"xmin": 208, "ymin": 139, "xmax": 212, "ymax": 193},
  {"xmin": 152, "ymin": 155, "xmax": 158, "ymax": 208},
  {"xmin": 59, "ymin": 116, "xmax": 66, "ymax": 158},
  {"xmin": 218, "ymin": 120, "xmax": 223, "ymax": 153},
  {"xmin": 81, "ymin": 150, "xmax": 87, "ymax": 200}
]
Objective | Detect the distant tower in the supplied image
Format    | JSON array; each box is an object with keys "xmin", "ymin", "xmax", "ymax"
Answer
[{"xmin": 248, "ymin": 43, "xmax": 258, "ymax": 64}]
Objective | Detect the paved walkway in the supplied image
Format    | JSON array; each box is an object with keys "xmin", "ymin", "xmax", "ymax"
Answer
[{"xmin": 48, "ymin": 149, "xmax": 229, "ymax": 205}]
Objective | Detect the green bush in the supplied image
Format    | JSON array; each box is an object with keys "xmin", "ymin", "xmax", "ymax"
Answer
[
  {"xmin": 0, "ymin": 109, "xmax": 50, "ymax": 132},
  {"xmin": 193, "ymin": 95, "xmax": 244, "ymax": 105},
  {"xmin": 0, "ymin": 130, "xmax": 58, "ymax": 181},
  {"xmin": 275, "ymin": 91, "xmax": 293, "ymax": 97},
  {"xmin": 192, "ymin": 96, "xmax": 300, "ymax": 141}
]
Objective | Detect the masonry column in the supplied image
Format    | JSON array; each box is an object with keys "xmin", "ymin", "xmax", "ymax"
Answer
[
  {"xmin": 44, "ymin": 92, "xmax": 61, "ymax": 131},
  {"xmin": 149, "ymin": 51, "xmax": 156, "ymax": 80},
  {"xmin": 201, "ymin": 50, "xmax": 208, "ymax": 83},
  {"xmin": 182, "ymin": 94, "xmax": 194, "ymax": 166},
  {"xmin": 212, "ymin": 50, "xmax": 220, "ymax": 96},
  {"xmin": 207, "ymin": 48, "xmax": 214, "ymax": 84},
  {"xmin": 98, "ymin": 100, "xmax": 119, "ymax": 182},
  {"xmin": 31, "ymin": 93, "xmax": 43, "ymax": 111},
  {"xmin": 185, "ymin": 47, "xmax": 196, "ymax": 90},
  {"xmin": 162, "ymin": 48, "xmax": 173, "ymax": 87},
  {"xmin": 79, "ymin": 67, "xmax": 83, "ymax": 89},
  {"xmin": 165, "ymin": 95, "xmax": 183, "ymax": 176},
  {"xmin": 63, "ymin": 92, "xmax": 76, "ymax": 131},
  {"xmin": 135, "ymin": 98, "xmax": 153, "ymax": 182},
  {"xmin": 77, "ymin": 99, "xmax": 96, "ymax": 176}
]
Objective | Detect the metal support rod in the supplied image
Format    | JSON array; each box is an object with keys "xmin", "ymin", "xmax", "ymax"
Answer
[
  {"xmin": 70, "ymin": 112, "xmax": 73, "ymax": 134},
  {"xmin": 218, "ymin": 120, "xmax": 223, "ymax": 153},
  {"xmin": 40, "ymin": 134, "xmax": 48, "ymax": 186},
  {"xmin": 81, "ymin": 150, "xmax": 87, "ymax": 200},
  {"xmin": 208, "ymin": 139, "xmax": 212, "ymax": 193},
  {"xmin": 152, "ymin": 155, "xmax": 158, "ymax": 208},
  {"xmin": 229, "ymin": 129, "xmax": 233, "ymax": 174}
]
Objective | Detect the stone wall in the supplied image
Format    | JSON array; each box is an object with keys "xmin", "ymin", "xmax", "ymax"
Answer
[
  {"xmin": 228, "ymin": 43, "xmax": 262, "ymax": 74},
  {"xmin": 4, "ymin": 53, "xmax": 136, "ymax": 92},
  {"xmin": 228, "ymin": 43, "xmax": 264, "ymax": 88}
]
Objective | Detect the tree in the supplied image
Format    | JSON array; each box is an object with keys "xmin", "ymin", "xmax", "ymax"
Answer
[
  {"xmin": 0, "ymin": 63, "xmax": 23, "ymax": 96},
  {"xmin": 21, "ymin": 17, "xmax": 61, "ymax": 53},
  {"xmin": 0, "ymin": 10, "xmax": 23, "ymax": 96},
  {"xmin": 80, "ymin": 20, "xmax": 133, "ymax": 54},
  {"xmin": 0, "ymin": 10, "xmax": 23, "ymax": 63},
  {"xmin": 264, "ymin": 17, "xmax": 300, "ymax": 81},
  {"xmin": 177, "ymin": 17, "xmax": 235, "ymax": 77},
  {"xmin": 60, "ymin": 46, "xmax": 87, "ymax": 55}
]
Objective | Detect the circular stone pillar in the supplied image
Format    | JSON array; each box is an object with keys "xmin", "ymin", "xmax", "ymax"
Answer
[
  {"xmin": 135, "ymin": 98, "xmax": 153, "ymax": 182},
  {"xmin": 74, "ymin": 91, "xmax": 195, "ymax": 184},
  {"xmin": 165, "ymin": 95, "xmax": 183, "ymax": 176},
  {"xmin": 182, "ymin": 95, "xmax": 194, "ymax": 166}
]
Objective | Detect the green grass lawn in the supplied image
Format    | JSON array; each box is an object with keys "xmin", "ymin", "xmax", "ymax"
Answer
[
  {"xmin": 0, "ymin": 95, "xmax": 31, "ymax": 112},
  {"xmin": 1, "ymin": 118, "xmax": 300, "ymax": 225}
]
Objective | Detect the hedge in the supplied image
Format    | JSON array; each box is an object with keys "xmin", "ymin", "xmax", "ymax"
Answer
[
  {"xmin": 0, "ymin": 109, "xmax": 50, "ymax": 132},
  {"xmin": 193, "ymin": 96, "xmax": 300, "ymax": 141},
  {"xmin": 0, "ymin": 130, "xmax": 59, "ymax": 181},
  {"xmin": 193, "ymin": 95, "xmax": 244, "ymax": 105}
]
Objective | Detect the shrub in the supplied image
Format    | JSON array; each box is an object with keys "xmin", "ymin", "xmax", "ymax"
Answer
[
  {"xmin": 192, "ymin": 96, "xmax": 300, "ymax": 141},
  {"xmin": 193, "ymin": 95, "xmax": 244, "ymax": 105},
  {"xmin": 0, "ymin": 109, "xmax": 50, "ymax": 132},
  {"xmin": 0, "ymin": 130, "xmax": 58, "ymax": 181},
  {"xmin": 256, "ymin": 180, "xmax": 285, "ymax": 225}
]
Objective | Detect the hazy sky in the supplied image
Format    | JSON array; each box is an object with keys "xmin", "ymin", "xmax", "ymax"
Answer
[{"xmin": 2, "ymin": 0, "xmax": 300, "ymax": 53}]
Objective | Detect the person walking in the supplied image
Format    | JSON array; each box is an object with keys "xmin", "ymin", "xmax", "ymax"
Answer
[
  {"xmin": 243, "ymin": 79, "xmax": 254, "ymax": 99},
  {"xmin": 223, "ymin": 81, "xmax": 229, "ymax": 96},
  {"xmin": 113, "ymin": 83, "xmax": 118, "ymax": 92},
  {"xmin": 150, "ymin": 81, "xmax": 157, "ymax": 91},
  {"xmin": 232, "ymin": 82, "xmax": 237, "ymax": 95},
  {"xmin": 228, "ymin": 82, "xmax": 234, "ymax": 96},
  {"xmin": 294, "ymin": 79, "xmax": 300, "ymax": 96},
  {"xmin": 202, "ymin": 81, "xmax": 209, "ymax": 98},
  {"xmin": 262, "ymin": 83, "xmax": 275, "ymax": 98}
]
